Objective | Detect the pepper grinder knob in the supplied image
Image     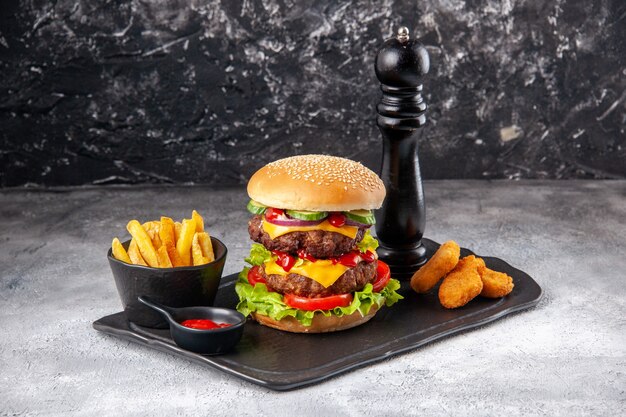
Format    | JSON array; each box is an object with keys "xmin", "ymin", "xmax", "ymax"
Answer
[
  {"xmin": 396, "ymin": 26, "xmax": 410, "ymax": 42},
  {"xmin": 374, "ymin": 27, "xmax": 430, "ymax": 280}
]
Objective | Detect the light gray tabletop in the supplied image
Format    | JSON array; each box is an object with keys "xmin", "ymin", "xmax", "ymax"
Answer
[{"xmin": 1, "ymin": 180, "xmax": 624, "ymax": 416}]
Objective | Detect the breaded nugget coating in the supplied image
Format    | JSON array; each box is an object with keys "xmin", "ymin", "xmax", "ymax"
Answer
[
  {"xmin": 457, "ymin": 255, "xmax": 484, "ymax": 270},
  {"xmin": 438, "ymin": 255, "xmax": 483, "ymax": 308},
  {"xmin": 410, "ymin": 240, "xmax": 461, "ymax": 294},
  {"xmin": 479, "ymin": 267, "xmax": 514, "ymax": 298}
]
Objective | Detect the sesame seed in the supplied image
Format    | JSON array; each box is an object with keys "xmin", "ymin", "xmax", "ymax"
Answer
[{"xmin": 264, "ymin": 154, "xmax": 384, "ymax": 191}]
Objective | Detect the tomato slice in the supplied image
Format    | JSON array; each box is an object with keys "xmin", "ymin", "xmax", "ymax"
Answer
[
  {"xmin": 247, "ymin": 265, "xmax": 266, "ymax": 286},
  {"xmin": 273, "ymin": 250, "xmax": 296, "ymax": 272},
  {"xmin": 265, "ymin": 208, "xmax": 284, "ymax": 222},
  {"xmin": 372, "ymin": 260, "xmax": 391, "ymax": 293},
  {"xmin": 328, "ymin": 212, "xmax": 346, "ymax": 228},
  {"xmin": 284, "ymin": 292, "xmax": 354, "ymax": 311}
]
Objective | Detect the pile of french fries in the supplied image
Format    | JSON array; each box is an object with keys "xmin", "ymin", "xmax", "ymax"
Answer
[{"xmin": 111, "ymin": 210, "xmax": 215, "ymax": 268}]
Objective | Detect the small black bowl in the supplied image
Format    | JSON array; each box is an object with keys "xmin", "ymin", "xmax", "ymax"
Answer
[
  {"xmin": 108, "ymin": 237, "xmax": 227, "ymax": 328},
  {"xmin": 138, "ymin": 296, "xmax": 245, "ymax": 354}
]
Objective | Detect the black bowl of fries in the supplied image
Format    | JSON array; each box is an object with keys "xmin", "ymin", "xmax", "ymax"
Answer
[{"xmin": 108, "ymin": 212, "xmax": 228, "ymax": 328}]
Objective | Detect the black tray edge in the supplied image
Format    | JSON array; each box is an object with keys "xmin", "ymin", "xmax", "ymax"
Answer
[
  {"xmin": 93, "ymin": 317, "xmax": 272, "ymax": 388},
  {"xmin": 93, "ymin": 291, "xmax": 541, "ymax": 391},
  {"xmin": 93, "ymin": 240, "xmax": 543, "ymax": 391}
]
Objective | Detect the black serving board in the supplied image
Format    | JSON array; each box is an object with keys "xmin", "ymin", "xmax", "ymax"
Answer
[{"xmin": 93, "ymin": 238, "xmax": 542, "ymax": 391}]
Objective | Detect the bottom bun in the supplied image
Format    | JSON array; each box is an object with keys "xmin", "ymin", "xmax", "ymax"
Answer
[{"xmin": 251, "ymin": 305, "xmax": 379, "ymax": 333}]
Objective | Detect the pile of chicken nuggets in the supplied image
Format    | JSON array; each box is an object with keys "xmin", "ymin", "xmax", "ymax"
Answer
[{"xmin": 410, "ymin": 241, "xmax": 514, "ymax": 309}]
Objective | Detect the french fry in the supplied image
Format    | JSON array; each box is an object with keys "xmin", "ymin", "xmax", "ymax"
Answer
[
  {"xmin": 142, "ymin": 221, "xmax": 158, "ymax": 241},
  {"xmin": 176, "ymin": 218, "xmax": 196, "ymax": 266},
  {"xmin": 192, "ymin": 210, "xmax": 204, "ymax": 233},
  {"xmin": 165, "ymin": 242, "xmax": 185, "ymax": 267},
  {"xmin": 153, "ymin": 230, "xmax": 162, "ymax": 248},
  {"xmin": 144, "ymin": 227, "xmax": 162, "ymax": 249},
  {"xmin": 196, "ymin": 232, "xmax": 215, "ymax": 262},
  {"xmin": 159, "ymin": 217, "xmax": 176, "ymax": 247},
  {"xmin": 142, "ymin": 220, "xmax": 158, "ymax": 230},
  {"xmin": 142, "ymin": 221, "xmax": 162, "ymax": 248},
  {"xmin": 127, "ymin": 220, "xmax": 159, "ymax": 267},
  {"xmin": 111, "ymin": 237, "xmax": 131, "ymax": 263},
  {"xmin": 157, "ymin": 245, "xmax": 173, "ymax": 268},
  {"xmin": 174, "ymin": 222, "xmax": 182, "ymax": 243},
  {"xmin": 128, "ymin": 239, "xmax": 147, "ymax": 266},
  {"xmin": 192, "ymin": 233, "xmax": 209, "ymax": 266},
  {"xmin": 116, "ymin": 211, "xmax": 212, "ymax": 269}
]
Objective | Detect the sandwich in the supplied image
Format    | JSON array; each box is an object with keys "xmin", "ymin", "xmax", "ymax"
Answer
[{"xmin": 235, "ymin": 154, "xmax": 402, "ymax": 333}]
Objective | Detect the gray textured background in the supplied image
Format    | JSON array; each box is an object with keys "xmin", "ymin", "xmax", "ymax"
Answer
[
  {"xmin": 0, "ymin": 0, "xmax": 625, "ymax": 187},
  {"xmin": 1, "ymin": 181, "xmax": 625, "ymax": 415}
]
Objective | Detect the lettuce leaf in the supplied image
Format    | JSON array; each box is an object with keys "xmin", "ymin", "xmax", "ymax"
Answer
[
  {"xmin": 357, "ymin": 230, "xmax": 379, "ymax": 253},
  {"xmin": 244, "ymin": 243, "xmax": 272, "ymax": 266},
  {"xmin": 235, "ymin": 267, "xmax": 404, "ymax": 327}
]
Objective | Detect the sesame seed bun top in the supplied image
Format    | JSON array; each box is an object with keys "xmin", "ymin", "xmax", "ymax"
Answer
[{"xmin": 247, "ymin": 154, "xmax": 386, "ymax": 211}]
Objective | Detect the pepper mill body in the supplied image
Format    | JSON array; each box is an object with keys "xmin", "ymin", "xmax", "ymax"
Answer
[{"xmin": 374, "ymin": 27, "xmax": 430, "ymax": 280}]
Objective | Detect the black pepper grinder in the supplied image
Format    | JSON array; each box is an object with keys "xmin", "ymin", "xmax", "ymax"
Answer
[{"xmin": 374, "ymin": 27, "xmax": 430, "ymax": 280}]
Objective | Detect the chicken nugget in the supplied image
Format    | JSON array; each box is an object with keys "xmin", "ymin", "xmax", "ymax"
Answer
[
  {"xmin": 438, "ymin": 255, "xmax": 483, "ymax": 309},
  {"xmin": 410, "ymin": 240, "xmax": 461, "ymax": 294},
  {"xmin": 472, "ymin": 257, "xmax": 486, "ymax": 277},
  {"xmin": 478, "ymin": 266, "xmax": 514, "ymax": 298}
]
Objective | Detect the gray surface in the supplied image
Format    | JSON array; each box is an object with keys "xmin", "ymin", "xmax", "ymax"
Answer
[
  {"xmin": 2, "ymin": 0, "xmax": 625, "ymax": 187},
  {"xmin": 0, "ymin": 180, "xmax": 625, "ymax": 416}
]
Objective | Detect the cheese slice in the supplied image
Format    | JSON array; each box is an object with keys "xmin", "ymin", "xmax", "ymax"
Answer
[
  {"xmin": 262, "ymin": 219, "xmax": 359, "ymax": 240},
  {"xmin": 264, "ymin": 259, "xmax": 350, "ymax": 288}
]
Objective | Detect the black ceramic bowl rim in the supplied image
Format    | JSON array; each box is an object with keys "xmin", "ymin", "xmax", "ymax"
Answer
[{"xmin": 107, "ymin": 236, "xmax": 228, "ymax": 272}]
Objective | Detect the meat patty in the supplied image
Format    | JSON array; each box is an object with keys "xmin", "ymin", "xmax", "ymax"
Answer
[
  {"xmin": 262, "ymin": 261, "xmax": 377, "ymax": 298},
  {"xmin": 248, "ymin": 215, "xmax": 366, "ymax": 258}
]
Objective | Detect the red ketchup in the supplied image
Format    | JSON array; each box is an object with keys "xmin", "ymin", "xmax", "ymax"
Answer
[
  {"xmin": 272, "ymin": 250, "xmax": 296, "ymax": 272},
  {"xmin": 330, "ymin": 250, "xmax": 377, "ymax": 267},
  {"xmin": 180, "ymin": 319, "xmax": 231, "ymax": 330}
]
